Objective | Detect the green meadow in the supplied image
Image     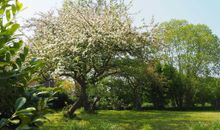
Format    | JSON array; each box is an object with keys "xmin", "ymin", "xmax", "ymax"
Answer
[{"xmin": 41, "ymin": 110, "xmax": 220, "ymax": 130}]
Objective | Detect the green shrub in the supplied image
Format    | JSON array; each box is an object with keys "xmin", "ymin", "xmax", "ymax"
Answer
[
  {"xmin": 0, "ymin": 97, "xmax": 46, "ymax": 130},
  {"xmin": 26, "ymin": 86, "xmax": 73, "ymax": 110},
  {"xmin": 0, "ymin": 0, "xmax": 43, "ymax": 117}
]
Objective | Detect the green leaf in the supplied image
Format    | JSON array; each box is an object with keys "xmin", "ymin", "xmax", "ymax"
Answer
[
  {"xmin": 4, "ymin": 21, "xmax": 14, "ymax": 28},
  {"xmin": 6, "ymin": 10, "xmax": 11, "ymax": 21},
  {"xmin": 30, "ymin": 58, "xmax": 45, "ymax": 68},
  {"xmin": 18, "ymin": 116, "xmax": 32, "ymax": 127},
  {"xmin": 1, "ymin": 24, "xmax": 20, "ymax": 35},
  {"xmin": 16, "ymin": 0, "xmax": 23, "ymax": 11},
  {"xmin": 5, "ymin": 52, "xmax": 11, "ymax": 62},
  {"xmin": 16, "ymin": 58, "xmax": 22, "ymax": 67},
  {"xmin": 33, "ymin": 118, "xmax": 46, "ymax": 126},
  {"xmin": 12, "ymin": 5, "xmax": 17, "ymax": 15},
  {"xmin": 36, "ymin": 91, "xmax": 50, "ymax": 97},
  {"xmin": 9, "ymin": 119, "xmax": 20, "ymax": 124},
  {"xmin": 23, "ymin": 46, "xmax": 29, "ymax": 56},
  {"xmin": 19, "ymin": 53, "xmax": 25, "ymax": 62},
  {"xmin": 0, "ymin": 9, "xmax": 4, "ymax": 15},
  {"xmin": 10, "ymin": 23, "xmax": 20, "ymax": 34},
  {"xmin": 14, "ymin": 40, "xmax": 23, "ymax": 49},
  {"xmin": 16, "ymin": 112, "xmax": 33, "ymax": 117},
  {"xmin": 16, "ymin": 107, "xmax": 36, "ymax": 114},
  {"xmin": 0, "ymin": 62, "xmax": 9, "ymax": 67},
  {"xmin": 15, "ymin": 97, "xmax": 26, "ymax": 110}
]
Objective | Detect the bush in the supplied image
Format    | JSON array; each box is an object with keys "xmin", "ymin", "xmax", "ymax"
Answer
[
  {"xmin": 0, "ymin": 0, "xmax": 43, "ymax": 117},
  {"xmin": 0, "ymin": 97, "xmax": 46, "ymax": 130},
  {"xmin": 25, "ymin": 86, "xmax": 74, "ymax": 110},
  {"xmin": 0, "ymin": 87, "xmax": 68, "ymax": 129}
]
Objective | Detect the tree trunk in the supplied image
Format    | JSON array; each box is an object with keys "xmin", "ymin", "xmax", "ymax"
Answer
[
  {"xmin": 133, "ymin": 88, "xmax": 141, "ymax": 110},
  {"xmin": 91, "ymin": 96, "xmax": 101, "ymax": 111},
  {"xmin": 132, "ymin": 85, "xmax": 142, "ymax": 110},
  {"xmin": 81, "ymin": 85, "xmax": 90, "ymax": 111},
  {"xmin": 176, "ymin": 96, "xmax": 183, "ymax": 109},
  {"xmin": 133, "ymin": 97, "xmax": 142, "ymax": 110},
  {"xmin": 67, "ymin": 82, "xmax": 90, "ymax": 116},
  {"xmin": 67, "ymin": 98, "xmax": 82, "ymax": 117}
]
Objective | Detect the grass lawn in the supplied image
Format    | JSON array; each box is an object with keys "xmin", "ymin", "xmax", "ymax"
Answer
[{"xmin": 40, "ymin": 110, "xmax": 220, "ymax": 130}]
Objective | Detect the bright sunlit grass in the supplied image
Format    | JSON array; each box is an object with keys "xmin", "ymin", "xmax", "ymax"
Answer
[{"xmin": 40, "ymin": 110, "xmax": 220, "ymax": 130}]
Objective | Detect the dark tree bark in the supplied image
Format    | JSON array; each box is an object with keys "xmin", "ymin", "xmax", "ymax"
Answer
[
  {"xmin": 81, "ymin": 85, "xmax": 90, "ymax": 111},
  {"xmin": 133, "ymin": 96, "xmax": 142, "ymax": 110},
  {"xmin": 133, "ymin": 86, "xmax": 142, "ymax": 110},
  {"xmin": 67, "ymin": 80, "xmax": 91, "ymax": 116},
  {"xmin": 91, "ymin": 96, "xmax": 101, "ymax": 111},
  {"xmin": 175, "ymin": 96, "xmax": 183, "ymax": 109},
  {"xmin": 67, "ymin": 98, "xmax": 82, "ymax": 117}
]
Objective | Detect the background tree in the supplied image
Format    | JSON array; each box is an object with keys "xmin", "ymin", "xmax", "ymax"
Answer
[
  {"xmin": 145, "ymin": 62, "xmax": 168, "ymax": 109},
  {"xmin": 155, "ymin": 19, "xmax": 220, "ymax": 107},
  {"xmin": 115, "ymin": 59, "xmax": 149, "ymax": 110},
  {"xmin": 91, "ymin": 77, "xmax": 134, "ymax": 110}
]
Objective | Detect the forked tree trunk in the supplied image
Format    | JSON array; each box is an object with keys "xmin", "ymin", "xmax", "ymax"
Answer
[
  {"xmin": 67, "ymin": 98, "xmax": 82, "ymax": 116},
  {"xmin": 67, "ymin": 83, "xmax": 91, "ymax": 116}
]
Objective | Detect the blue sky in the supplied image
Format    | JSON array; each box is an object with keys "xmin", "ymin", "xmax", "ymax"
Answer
[{"xmin": 19, "ymin": 0, "xmax": 220, "ymax": 36}]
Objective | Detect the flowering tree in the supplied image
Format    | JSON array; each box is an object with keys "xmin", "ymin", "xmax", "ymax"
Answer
[{"xmin": 28, "ymin": 0, "xmax": 156, "ymax": 115}]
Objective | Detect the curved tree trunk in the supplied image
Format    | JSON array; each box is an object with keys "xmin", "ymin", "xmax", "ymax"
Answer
[
  {"xmin": 67, "ymin": 98, "xmax": 82, "ymax": 117},
  {"xmin": 67, "ymin": 82, "xmax": 91, "ymax": 116}
]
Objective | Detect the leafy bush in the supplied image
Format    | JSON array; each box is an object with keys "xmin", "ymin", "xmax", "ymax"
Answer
[
  {"xmin": 26, "ymin": 86, "xmax": 73, "ymax": 110},
  {"xmin": 0, "ymin": 97, "xmax": 46, "ymax": 130},
  {"xmin": 0, "ymin": 0, "xmax": 44, "ymax": 116},
  {"xmin": 0, "ymin": 86, "xmax": 62, "ymax": 130}
]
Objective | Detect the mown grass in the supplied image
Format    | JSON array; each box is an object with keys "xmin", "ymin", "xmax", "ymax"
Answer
[{"xmin": 40, "ymin": 110, "xmax": 220, "ymax": 130}]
